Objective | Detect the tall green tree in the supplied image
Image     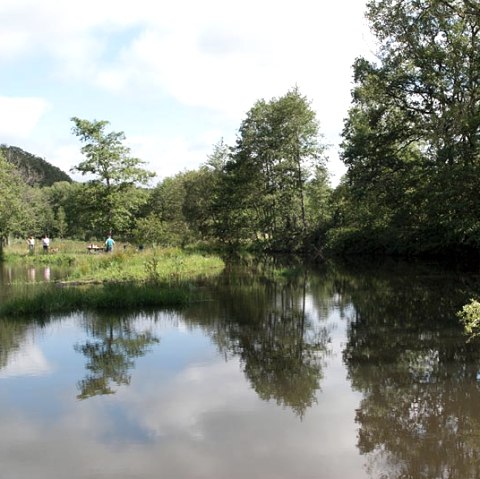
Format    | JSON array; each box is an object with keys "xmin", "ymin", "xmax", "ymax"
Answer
[
  {"xmin": 185, "ymin": 139, "xmax": 232, "ymax": 243},
  {"xmin": 70, "ymin": 117, "xmax": 155, "ymax": 237},
  {"xmin": 337, "ymin": 0, "xmax": 480, "ymax": 255},
  {"xmin": 226, "ymin": 87, "xmax": 327, "ymax": 251}
]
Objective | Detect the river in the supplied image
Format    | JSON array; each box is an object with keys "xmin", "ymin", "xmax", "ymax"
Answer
[{"xmin": 0, "ymin": 257, "xmax": 479, "ymax": 478}]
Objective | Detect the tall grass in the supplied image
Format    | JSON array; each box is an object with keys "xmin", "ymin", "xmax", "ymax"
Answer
[
  {"xmin": 0, "ymin": 282, "xmax": 195, "ymax": 317},
  {"xmin": 3, "ymin": 240, "xmax": 224, "ymax": 283},
  {"xmin": 66, "ymin": 248, "xmax": 224, "ymax": 283},
  {"xmin": 1, "ymin": 241, "xmax": 222, "ymax": 317}
]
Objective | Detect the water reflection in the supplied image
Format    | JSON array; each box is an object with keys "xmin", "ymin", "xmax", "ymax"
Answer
[
  {"xmin": 338, "ymin": 260, "xmax": 480, "ymax": 478},
  {"xmin": 0, "ymin": 264, "xmax": 64, "ymax": 289},
  {"xmin": 70, "ymin": 268, "xmax": 331, "ymax": 415},
  {"xmin": 27, "ymin": 266, "xmax": 36, "ymax": 282},
  {"xmin": 184, "ymin": 268, "xmax": 330, "ymax": 416},
  {"xmin": 74, "ymin": 312, "xmax": 160, "ymax": 399},
  {"xmin": 1, "ymin": 258, "xmax": 480, "ymax": 478},
  {"xmin": 0, "ymin": 318, "xmax": 32, "ymax": 372}
]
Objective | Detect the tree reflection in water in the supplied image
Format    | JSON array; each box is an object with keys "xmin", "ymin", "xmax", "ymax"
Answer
[
  {"xmin": 0, "ymin": 319, "xmax": 32, "ymax": 371},
  {"xmin": 339, "ymin": 260, "xmax": 480, "ymax": 479},
  {"xmin": 74, "ymin": 312, "xmax": 159, "ymax": 400},
  {"xmin": 184, "ymin": 258, "xmax": 331, "ymax": 417},
  {"xmin": 6, "ymin": 255, "xmax": 480, "ymax": 475}
]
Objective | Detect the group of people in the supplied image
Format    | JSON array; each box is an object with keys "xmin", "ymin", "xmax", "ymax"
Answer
[
  {"xmin": 27, "ymin": 234, "xmax": 116, "ymax": 254},
  {"xmin": 27, "ymin": 234, "xmax": 50, "ymax": 254}
]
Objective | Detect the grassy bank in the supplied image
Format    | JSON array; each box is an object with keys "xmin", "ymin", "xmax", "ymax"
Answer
[
  {"xmin": 1, "ymin": 240, "xmax": 224, "ymax": 317},
  {"xmin": 3, "ymin": 240, "xmax": 225, "ymax": 283},
  {"xmin": 0, "ymin": 282, "xmax": 197, "ymax": 317}
]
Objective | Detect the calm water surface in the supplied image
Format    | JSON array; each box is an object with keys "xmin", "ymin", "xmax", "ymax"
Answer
[{"xmin": 1, "ymin": 259, "xmax": 480, "ymax": 478}]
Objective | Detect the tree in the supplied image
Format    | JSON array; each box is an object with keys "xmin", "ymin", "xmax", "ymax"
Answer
[
  {"xmin": 0, "ymin": 154, "xmax": 28, "ymax": 254},
  {"xmin": 337, "ymin": 0, "xmax": 480, "ymax": 255},
  {"xmin": 182, "ymin": 168, "xmax": 220, "ymax": 241},
  {"xmin": 55, "ymin": 206, "xmax": 68, "ymax": 238},
  {"xmin": 183, "ymin": 139, "xmax": 233, "ymax": 243},
  {"xmin": 44, "ymin": 181, "xmax": 90, "ymax": 239},
  {"xmin": 142, "ymin": 173, "xmax": 192, "ymax": 246},
  {"xmin": 226, "ymin": 87, "xmax": 327, "ymax": 251},
  {"xmin": 304, "ymin": 165, "xmax": 333, "ymax": 252},
  {"xmin": 70, "ymin": 117, "xmax": 155, "ymax": 237}
]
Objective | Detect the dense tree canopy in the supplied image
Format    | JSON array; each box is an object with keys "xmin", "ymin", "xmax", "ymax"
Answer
[
  {"xmin": 331, "ymin": 0, "xmax": 480, "ymax": 256},
  {"xmin": 222, "ymin": 87, "xmax": 328, "ymax": 251},
  {"xmin": 70, "ymin": 117, "xmax": 155, "ymax": 238},
  {"xmin": 0, "ymin": 154, "xmax": 27, "ymax": 248}
]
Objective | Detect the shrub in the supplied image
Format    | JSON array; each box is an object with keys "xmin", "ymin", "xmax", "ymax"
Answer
[{"xmin": 457, "ymin": 299, "xmax": 480, "ymax": 339}]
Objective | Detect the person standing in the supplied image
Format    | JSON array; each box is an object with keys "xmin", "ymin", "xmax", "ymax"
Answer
[
  {"xmin": 42, "ymin": 234, "xmax": 50, "ymax": 254},
  {"xmin": 27, "ymin": 236, "xmax": 35, "ymax": 254},
  {"xmin": 105, "ymin": 235, "xmax": 115, "ymax": 252}
]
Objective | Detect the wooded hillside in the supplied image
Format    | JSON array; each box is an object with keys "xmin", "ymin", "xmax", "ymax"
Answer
[{"xmin": 0, "ymin": 144, "xmax": 71, "ymax": 186}]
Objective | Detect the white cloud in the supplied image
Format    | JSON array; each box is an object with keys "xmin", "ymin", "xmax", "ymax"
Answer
[
  {"xmin": 0, "ymin": 340, "xmax": 52, "ymax": 378},
  {"xmin": 85, "ymin": 0, "xmax": 372, "ymax": 120},
  {"xmin": 0, "ymin": 97, "xmax": 51, "ymax": 139},
  {"xmin": 0, "ymin": 29, "xmax": 30, "ymax": 58},
  {"xmin": 0, "ymin": 0, "xmax": 374, "ymax": 185},
  {"xmin": 128, "ymin": 133, "xmax": 217, "ymax": 181},
  {"xmin": 47, "ymin": 142, "xmax": 83, "ymax": 179}
]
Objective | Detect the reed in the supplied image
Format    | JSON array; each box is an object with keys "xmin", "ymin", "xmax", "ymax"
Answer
[{"xmin": 0, "ymin": 282, "xmax": 195, "ymax": 317}]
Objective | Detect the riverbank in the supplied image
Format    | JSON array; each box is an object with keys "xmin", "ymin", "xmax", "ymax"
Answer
[
  {"xmin": 0, "ymin": 240, "xmax": 224, "ymax": 316},
  {"xmin": 2, "ymin": 240, "xmax": 225, "ymax": 283},
  {"xmin": 0, "ymin": 281, "xmax": 202, "ymax": 317}
]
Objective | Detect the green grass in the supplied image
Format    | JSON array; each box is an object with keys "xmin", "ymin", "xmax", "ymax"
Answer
[
  {"xmin": 1, "ymin": 240, "xmax": 223, "ymax": 317},
  {"xmin": 66, "ymin": 248, "xmax": 224, "ymax": 283},
  {"xmin": 0, "ymin": 282, "xmax": 198, "ymax": 317},
  {"xmin": 3, "ymin": 240, "xmax": 225, "ymax": 283}
]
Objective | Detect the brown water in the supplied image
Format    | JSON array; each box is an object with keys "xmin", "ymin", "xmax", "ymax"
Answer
[{"xmin": 1, "ymin": 258, "xmax": 480, "ymax": 478}]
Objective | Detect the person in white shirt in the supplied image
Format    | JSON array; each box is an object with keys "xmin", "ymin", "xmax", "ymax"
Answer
[
  {"xmin": 42, "ymin": 234, "xmax": 50, "ymax": 254},
  {"xmin": 27, "ymin": 236, "xmax": 35, "ymax": 254}
]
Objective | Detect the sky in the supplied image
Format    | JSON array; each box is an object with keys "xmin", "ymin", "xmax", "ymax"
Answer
[{"xmin": 0, "ymin": 0, "xmax": 375, "ymax": 187}]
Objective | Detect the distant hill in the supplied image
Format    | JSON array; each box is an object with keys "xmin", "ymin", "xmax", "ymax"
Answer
[{"xmin": 0, "ymin": 144, "xmax": 72, "ymax": 187}]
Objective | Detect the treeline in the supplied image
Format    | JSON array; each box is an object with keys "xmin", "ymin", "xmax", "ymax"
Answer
[
  {"xmin": 1, "ymin": 0, "xmax": 479, "ymax": 259},
  {"xmin": 0, "ymin": 89, "xmax": 331, "ymax": 254}
]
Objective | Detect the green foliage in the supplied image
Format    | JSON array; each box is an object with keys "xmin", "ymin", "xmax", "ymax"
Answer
[
  {"xmin": 222, "ymin": 87, "xmax": 328, "ymax": 252},
  {"xmin": 133, "ymin": 214, "xmax": 166, "ymax": 246},
  {"xmin": 457, "ymin": 299, "xmax": 480, "ymax": 339},
  {"xmin": 142, "ymin": 173, "xmax": 193, "ymax": 246},
  {"xmin": 0, "ymin": 153, "xmax": 29, "ymax": 243},
  {"xmin": 324, "ymin": 226, "xmax": 384, "ymax": 256},
  {"xmin": 70, "ymin": 118, "xmax": 155, "ymax": 187},
  {"xmin": 65, "ymin": 248, "xmax": 224, "ymax": 284},
  {"xmin": 70, "ymin": 117, "xmax": 155, "ymax": 236},
  {"xmin": 55, "ymin": 206, "xmax": 68, "ymax": 238},
  {"xmin": 336, "ymin": 0, "xmax": 480, "ymax": 256},
  {"xmin": 182, "ymin": 168, "xmax": 220, "ymax": 241},
  {"xmin": 43, "ymin": 181, "xmax": 87, "ymax": 239}
]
